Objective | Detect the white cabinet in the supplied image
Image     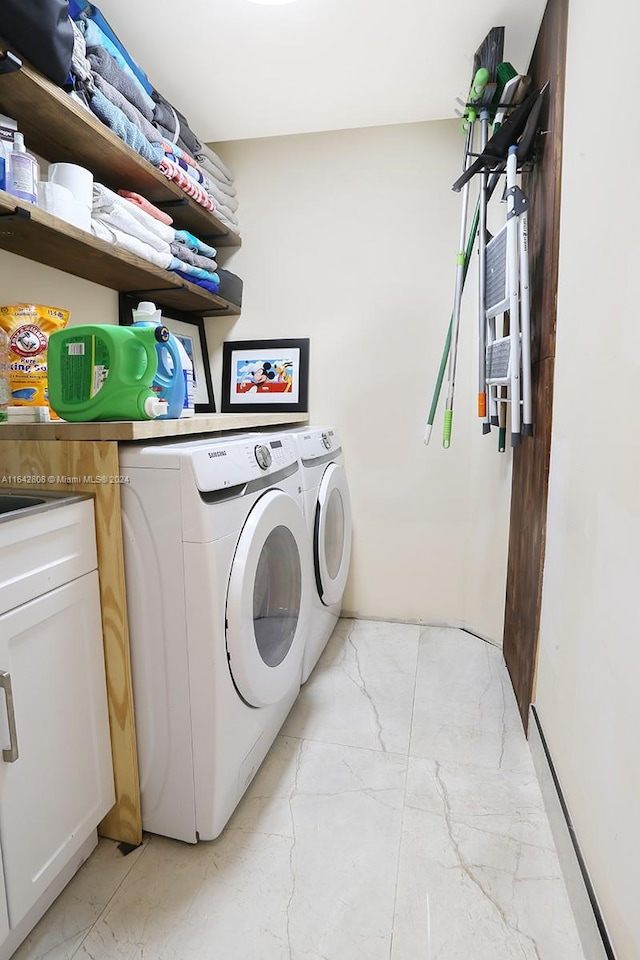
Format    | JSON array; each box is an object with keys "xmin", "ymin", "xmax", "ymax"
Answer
[
  {"xmin": 0, "ymin": 851, "xmax": 7, "ymax": 947},
  {"xmin": 0, "ymin": 496, "xmax": 114, "ymax": 960}
]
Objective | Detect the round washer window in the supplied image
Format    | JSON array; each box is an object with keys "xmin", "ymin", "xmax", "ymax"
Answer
[
  {"xmin": 253, "ymin": 524, "xmax": 302, "ymax": 667},
  {"xmin": 323, "ymin": 488, "xmax": 345, "ymax": 580}
]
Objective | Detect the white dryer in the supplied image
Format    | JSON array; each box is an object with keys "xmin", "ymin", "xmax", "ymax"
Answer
[
  {"xmin": 119, "ymin": 432, "xmax": 312, "ymax": 843},
  {"xmin": 285, "ymin": 426, "xmax": 352, "ymax": 682}
]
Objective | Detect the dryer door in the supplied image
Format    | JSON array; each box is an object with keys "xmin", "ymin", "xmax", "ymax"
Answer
[
  {"xmin": 226, "ymin": 490, "xmax": 310, "ymax": 707},
  {"xmin": 314, "ymin": 463, "xmax": 352, "ymax": 606}
]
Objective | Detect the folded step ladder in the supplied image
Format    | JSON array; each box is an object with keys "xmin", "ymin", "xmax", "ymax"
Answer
[{"xmin": 483, "ymin": 144, "xmax": 532, "ymax": 445}]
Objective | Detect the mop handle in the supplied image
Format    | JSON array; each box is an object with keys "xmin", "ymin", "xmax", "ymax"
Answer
[
  {"xmin": 423, "ymin": 200, "xmax": 481, "ymax": 445},
  {"xmin": 443, "ymin": 144, "xmax": 474, "ymax": 449}
]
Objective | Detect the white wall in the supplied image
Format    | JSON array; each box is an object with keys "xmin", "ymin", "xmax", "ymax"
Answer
[
  {"xmin": 534, "ymin": 0, "xmax": 640, "ymax": 955},
  {"xmin": 0, "ymin": 250, "xmax": 117, "ymax": 326},
  {"xmin": 0, "ymin": 119, "xmax": 512, "ymax": 639},
  {"xmin": 211, "ymin": 121, "xmax": 511, "ymax": 636}
]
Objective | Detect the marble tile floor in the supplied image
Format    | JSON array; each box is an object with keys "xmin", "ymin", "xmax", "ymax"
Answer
[{"xmin": 13, "ymin": 621, "xmax": 587, "ymax": 960}]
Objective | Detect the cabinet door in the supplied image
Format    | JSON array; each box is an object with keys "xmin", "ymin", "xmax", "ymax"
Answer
[
  {"xmin": 0, "ymin": 572, "xmax": 114, "ymax": 929},
  {"xmin": 0, "ymin": 848, "xmax": 7, "ymax": 945}
]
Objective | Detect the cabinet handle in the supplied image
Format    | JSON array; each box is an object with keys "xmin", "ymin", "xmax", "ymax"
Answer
[{"xmin": 0, "ymin": 671, "xmax": 19, "ymax": 763}]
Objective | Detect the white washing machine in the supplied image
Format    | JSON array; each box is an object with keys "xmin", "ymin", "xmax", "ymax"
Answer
[
  {"xmin": 284, "ymin": 426, "xmax": 352, "ymax": 682},
  {"xmin": 119, "ymin": 432, "xmax": 312, "ymax": 843}
]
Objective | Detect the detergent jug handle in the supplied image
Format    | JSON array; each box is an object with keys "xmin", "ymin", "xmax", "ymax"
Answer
[
  {"xmin": 156, "ymin": 328, "xmax": 183, "ymax": 386},
  {"xmin": 134, "ymin": 327, "xmax": 162, "ymax": 383}
]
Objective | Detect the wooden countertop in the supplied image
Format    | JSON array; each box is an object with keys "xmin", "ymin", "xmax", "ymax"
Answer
[{"xmin": 0, "ymin": 412, "xmax": 309, "ymax": 442}]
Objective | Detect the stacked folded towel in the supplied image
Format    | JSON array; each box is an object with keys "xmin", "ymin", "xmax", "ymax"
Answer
[
  {"xmin": 67, "ymin": 4, "xmax": 240, "ymax": 233},
  {"xmin": 69, "ymin": 19, "xmax": 164, "ymax": 165},
  {"xmin": 195, "ymin": 145, "xmax": 240, "ymax": 234},
  {"xmin": 92, "ymin": 184, "xmax": 220, "ymax": 293}
]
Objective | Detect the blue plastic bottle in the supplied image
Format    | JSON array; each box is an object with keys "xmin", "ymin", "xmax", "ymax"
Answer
[{"xmin": 131, "ymin": 302, "xmax": 184, "ymax": 419}]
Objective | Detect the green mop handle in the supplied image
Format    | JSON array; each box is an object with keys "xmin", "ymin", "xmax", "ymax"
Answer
[
  {"xmin": 423, "ymin": 322, "xmax": 452, "ymax": 445},
  {"xmin": 423, "ymin": 202, "xmax": 481, "ymax": 445}
]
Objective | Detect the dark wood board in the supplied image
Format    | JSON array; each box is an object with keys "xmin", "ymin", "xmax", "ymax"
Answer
[{"xmin": 502, "ymin": 0, "xmax": 569, "ymax": 729}]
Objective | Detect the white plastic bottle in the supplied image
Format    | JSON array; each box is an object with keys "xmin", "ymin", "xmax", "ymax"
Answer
[{"xmin": 8, "ymin": 132, "xmax": 38, "ymax": 205}]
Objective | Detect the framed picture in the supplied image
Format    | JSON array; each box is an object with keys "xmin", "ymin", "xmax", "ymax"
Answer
[
  {"xmin": 221, "ymin": 338, "xmax": 309, "ymax": 413},
  {"xmin": 118, "ymin": 296, "xmax": 216, "ymax": 413}
]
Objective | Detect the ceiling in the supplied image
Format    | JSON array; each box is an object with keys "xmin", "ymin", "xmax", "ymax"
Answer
[{"xmin": 100, "ymin": 0, "xmax": 547, "ymax": 143}]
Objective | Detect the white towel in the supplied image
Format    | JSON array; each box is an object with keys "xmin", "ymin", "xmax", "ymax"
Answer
[
  {"xmin": 91, "ymin": 217, "xmax": 172, "ymax": 269},
  {"xmin": 92, "ymin": 183, "xmax": 175, "ymax": 245}
]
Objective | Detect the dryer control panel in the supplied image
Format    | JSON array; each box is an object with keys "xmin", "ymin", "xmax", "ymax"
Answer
[
  {"xmin": 190, "ymin": 435, "xmax": 298, "ymax": 492},
  {"xmin": 254, "ymin": 443, "xmax": 272, "ymax": 470},
  {"xmin": 295, "ymin": 427, "xmax": 341, "ymax": 462}
]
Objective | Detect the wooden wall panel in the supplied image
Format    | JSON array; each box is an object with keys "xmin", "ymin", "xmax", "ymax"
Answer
[
  {"xmin": 0, "ymin": 440, "xmax": 141, "ymax": 844},
  {"xmin": 503, "ymin": 0, "xmax": 569, "ymax": 729}
]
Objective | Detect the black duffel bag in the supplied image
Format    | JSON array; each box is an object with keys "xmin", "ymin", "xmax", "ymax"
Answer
[{"xmin": 0, "ymin": 0, "xmax": 74, "ymax": 86}]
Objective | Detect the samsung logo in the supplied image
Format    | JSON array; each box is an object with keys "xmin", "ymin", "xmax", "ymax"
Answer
[{"xmin": 208, "ymin": 450, "xmax": 228, "ymax": 458}]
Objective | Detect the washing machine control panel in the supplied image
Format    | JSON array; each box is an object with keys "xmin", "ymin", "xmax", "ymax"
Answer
[
  {"xmin": 188, "ymin": 435, "xmax": 298, "ymax": 491},
  {"xmin": 254, "ymin": 444, "xmax": 272, "ymax": 470}
]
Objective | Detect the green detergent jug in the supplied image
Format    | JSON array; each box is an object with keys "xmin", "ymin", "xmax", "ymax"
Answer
[{"xmin": 48, "ymin": 324, "xmax": 171, "ymax": 421}]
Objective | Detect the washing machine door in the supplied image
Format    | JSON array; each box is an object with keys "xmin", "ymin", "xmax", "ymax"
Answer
[
  {"xmin": 226, "ymin": 489, "xmax": 310, "ymax": 708},
  {"xmin": 314, "ymin": 462, "xmax": 352, "ymax": 606}
]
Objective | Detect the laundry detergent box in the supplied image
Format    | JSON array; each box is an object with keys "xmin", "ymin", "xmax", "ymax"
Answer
[{"xmin": 0, "ymin": 303, "xmax": 69, "ymax": 414}]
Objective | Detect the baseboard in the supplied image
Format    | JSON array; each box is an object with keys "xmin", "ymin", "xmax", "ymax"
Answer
[
  {"xmin": 528, "ymin": 706, "xmax": 615, "ymax": 960},
  {"xmin": 338, "ymin": 612, "xmax": 500, "ymax": 647}
]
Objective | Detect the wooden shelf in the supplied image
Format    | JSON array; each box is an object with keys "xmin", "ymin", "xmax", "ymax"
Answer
[
  {"xmin": 0, "ymin": 412, "xmax": 309, "ymax": 442},
  {"xmin": 0, "ymin": 42, "xmax": 240, "ymax": 247},
  {"xmin": 0, "ymin": 191, "xmax": 240, "ymax": 316}
]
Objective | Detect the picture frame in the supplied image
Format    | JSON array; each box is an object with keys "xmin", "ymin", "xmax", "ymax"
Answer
[
  {"xmin": 221, "ymin": 338, "xmax": 309, "ymax": 414},
  {"xmin": 118, "ymin": 296, "xmax": 216, "ymax": 413}
]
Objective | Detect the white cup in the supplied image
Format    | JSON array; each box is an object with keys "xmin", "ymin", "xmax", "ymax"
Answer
[{"xmin": 48, "ymin": 163, "xmax": 93, "ymax": 209}]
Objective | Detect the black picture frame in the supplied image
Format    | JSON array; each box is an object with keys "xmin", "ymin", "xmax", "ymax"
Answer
[
  {"xmin": 118, "ymin": 295, "xmax": 216, "ymax": 413},
  {"xmin": 221, "ymin": 338, "xmax": 309, "ymax": 414}
]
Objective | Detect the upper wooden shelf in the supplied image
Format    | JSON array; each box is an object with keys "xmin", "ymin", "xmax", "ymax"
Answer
[
  {"xmin": 0, "ymin": 412, "xmax": 309, "ymax": 442},
  {"xmin": 0, "ymin": 42, "xmax": 240, "ymax": 247},
  {"xmin": 0, "ymin": 190, "xmax": 240, "ymax": 317}
]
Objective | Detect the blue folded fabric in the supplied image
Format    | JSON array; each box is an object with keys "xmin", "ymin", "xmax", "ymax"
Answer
[
  {"xmin": 173, "ymin": 230, "xmax": 217, "ymax": 259},
  {"xmin": 71, "ymin": 1, "xmax": 153, "ymax": 94},
  {"xmin": 89, "ymin": 89, "xmax": 164, "ymax": 166},
  {"xmin": 172, "ymin": 269, "xmax": 220, "ymax": 294}
]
